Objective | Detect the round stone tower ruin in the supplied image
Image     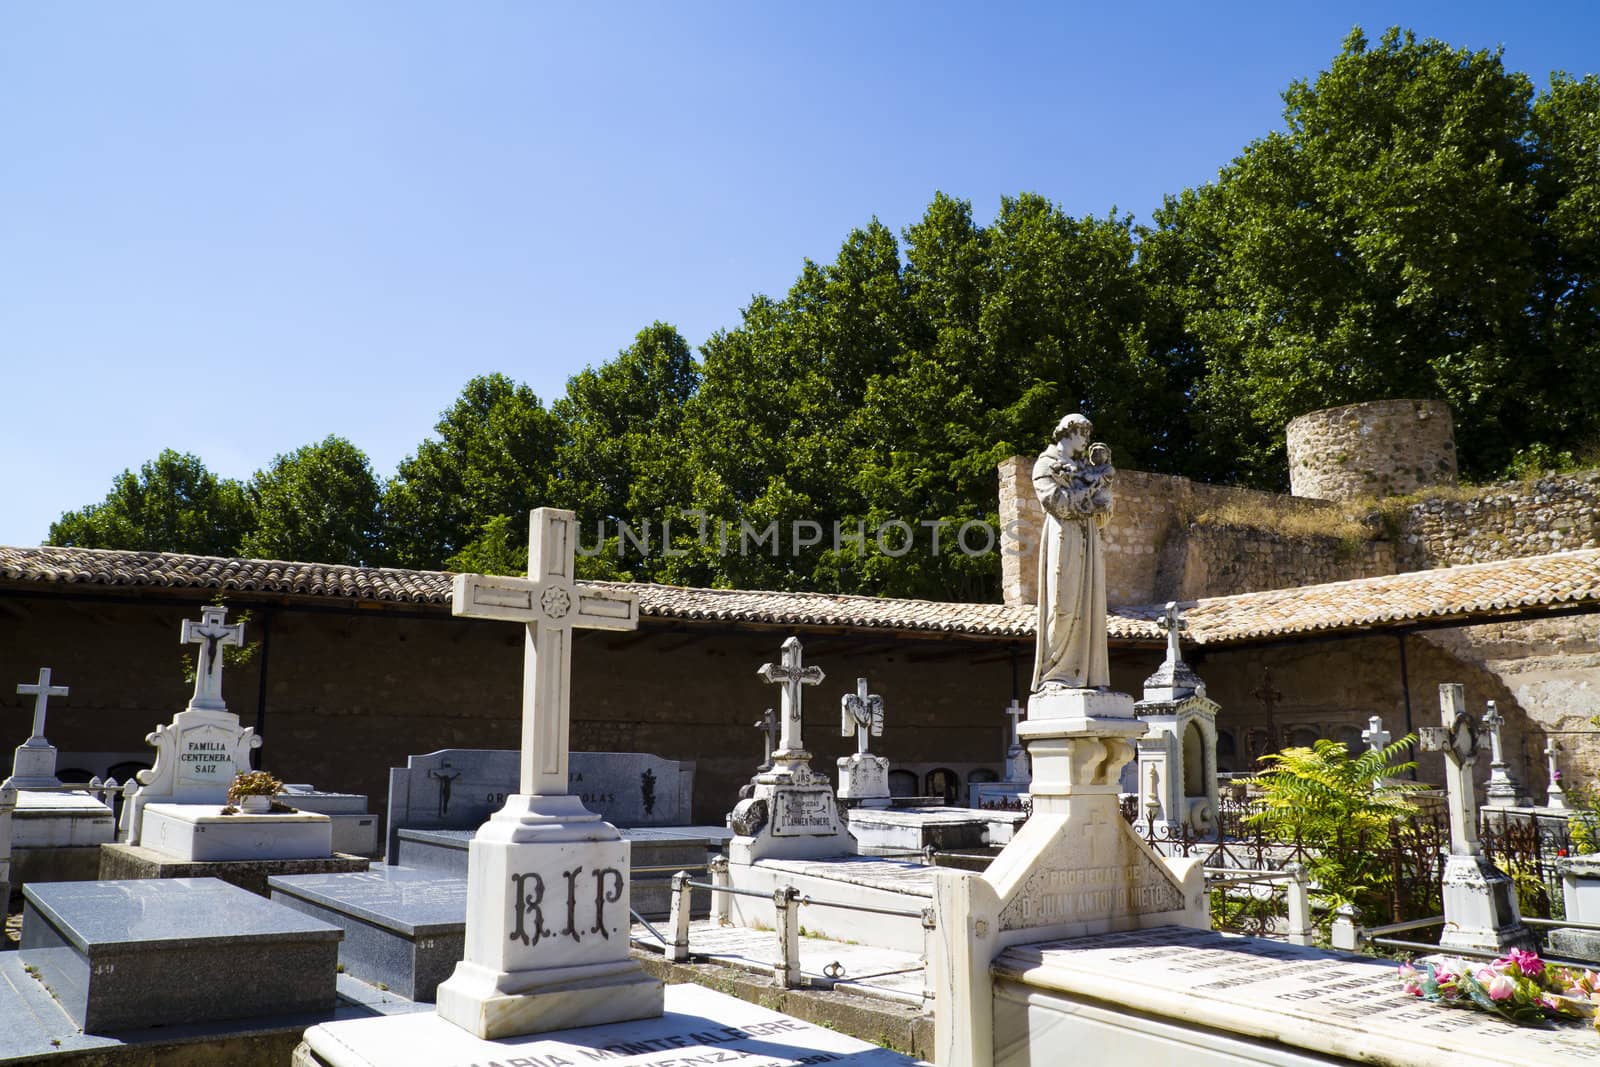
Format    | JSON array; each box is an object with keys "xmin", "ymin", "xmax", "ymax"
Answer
[{"xmin": 1286, "ymin": 399, "xmax": 1458, "ymax": 502}]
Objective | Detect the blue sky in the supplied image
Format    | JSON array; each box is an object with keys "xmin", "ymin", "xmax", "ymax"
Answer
[{"xmin": 3, "ymin": 3, "xmax": 1596, "ymax": 548}]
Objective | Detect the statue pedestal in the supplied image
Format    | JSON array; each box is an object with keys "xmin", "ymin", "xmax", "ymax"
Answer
[{"xmin": 1027, "ymin": 687, "xmax": 1136, "ymax": 730}]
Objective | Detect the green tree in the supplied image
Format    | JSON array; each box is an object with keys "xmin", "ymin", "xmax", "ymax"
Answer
[
  {"xmin": 551, "ymin": 323, "xmax": 701, "ymax": 581},
  {"xmin": 1146, "ymin": 27, "xmax": 1600, "ymax": 484},
  {"xmin": 240, "ymin": 435, "xmax": 382, "ymax": 565},
  {"xmin": 383, "ymin": 374, "xmax": 560, "ymax": 570},
  {"xmin": 48, "ymin": 449, "xmax": 253, "ymax": 556}
]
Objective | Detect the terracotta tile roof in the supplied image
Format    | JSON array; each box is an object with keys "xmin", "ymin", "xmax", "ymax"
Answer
[
  {"xmin": 3, "ymin": 544, "xmax": 1596, "ymax": 646},
  {"xmin": 1178, "ymin": 548, "xmax": 1600, "ymax": 644}
]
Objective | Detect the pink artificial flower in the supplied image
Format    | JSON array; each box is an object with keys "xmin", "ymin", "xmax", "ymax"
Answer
[
  {"xmin": 1488, "ymin": 974, "xmax": 1517, "ymax": 1001},
  {"xmin": 1403, "ymin": 982, "xmax": 1423, "ymax": 997},
  {"xmin": 1397, "ymin": 963, "xmax": 1418, "ymax": 981},
  {"xmin": 1503, "ymin": 949, "xmax": 1545, "ymax": 978}
]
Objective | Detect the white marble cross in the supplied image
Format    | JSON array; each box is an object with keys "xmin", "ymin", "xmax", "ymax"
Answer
[
  {"xmin": 16, "ymin": 668, "xmax": 68, "ymax": 742},
  {"xmin": 758, "ymin": 636, "xmax": 824, "ymax": 756},
  {"xmin": 451, "ymin": 508, "xmax": 640, "ymax": 796},
  {"xmin": 181, "ymin": 606, "xmax": 244, "ymax": 712},
  {"xmin": 1157, "ymin": 601, "xmax": 1183, "ymax": 665},
  {"xmin": 1361, "ymin": 715, "xmax": 1391, "ymax": 753},
  {"xmin": 839, "ymin": 677, "xmax": 884, "ymax": 755},
  {"xmin": 1004, "ymin": 699, "xmax": 1026, "ymax": 751},
  {"xmin": 1420, "ymin": 684, "xmax": 1481, "ymax": 856},
  {"xmin": 1545, "ymin": 740, "xmax": 1568, "ymax": 810}
]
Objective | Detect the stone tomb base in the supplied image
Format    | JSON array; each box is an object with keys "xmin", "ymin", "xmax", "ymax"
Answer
[
  {"xmin": 847, "ymin": 807, "xmax": 992, "ymax": 855},
  {"xmin": 270, "ymin": 867, "xmax": 466, "ymax": 1002},
  {"xmin": 19, "ymin": 877, "xmax": 342, "ymax": 1032},
  {"xmin": 294, "ymin": 982, "xmax": 918, "ymax": 1066},
  {"xmin": 393, "ymin": 825, "xmax": 730, "ymax": 918},
  {"xmin": 12, "ymin": 791, "xmax": 116, "ymax": 848},
  {"xmin": 141, "ymin": 803, "xmax": 334, "ymax": 861},
  {"xmin": 99, "ymin": 842, "xmax": 369, "ymax": 898}
]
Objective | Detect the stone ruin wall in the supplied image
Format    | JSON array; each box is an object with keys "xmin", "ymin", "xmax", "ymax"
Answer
[
  {"xmin": 999, "ymin": 459, "xmax": 1394, "ymax": 608},
  {"xmin": 1286, "ymin": 398, "xmax": 1458, "ymax": 502},
  {"xmin": 1395, "ymin": 470, "xmax": 1600, "ymax": 568}
]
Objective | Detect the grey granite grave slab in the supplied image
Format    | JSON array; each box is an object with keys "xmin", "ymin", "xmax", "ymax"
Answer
[
  {"xmin": 19, "ymin": 877, "xmax": 342, "ymax": 1032},
  {"xmin": 384, "ymin": 748, "xmax": 696, "ymax": 860},
  {"xmin": 270, "ymin": 867, "xmax": 466, "ymax": 1002}
]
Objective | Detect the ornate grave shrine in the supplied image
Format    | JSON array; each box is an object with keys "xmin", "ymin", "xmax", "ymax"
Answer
[
  {"xmin": 270, "ymin": 867, "xmax": 467, "ymax": 1002},
  {"xmin": 1129, "ymin": 603, "xmax": 1221, "ymax": 837},
  {"xmin": 19, "ymin": 877, "xmax": 342, "ymax": 1032}
]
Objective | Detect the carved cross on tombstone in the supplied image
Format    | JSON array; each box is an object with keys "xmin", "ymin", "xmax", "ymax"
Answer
[
  {"xmin": 1545, "ymin": 739, "xmax": 1568, "ymax": 810},
  {"xmin": 450, "ymin": 508, "xmax": 640, "ymax": 796},
  {"xmin": 1362, "ymin": 715, "xmax": 1391, "ymax": 753},
  {"xmin": 754, "ymin": 708, "xmax": 779, "ymax": 772},
  {"xmin": 758, "ymin": 636, "xmax": 824, "ymax": 757},
  {"xmin": 1420, "ymin": 684, "xmax": 1481, "ymax": 856},
  {"xmin": 16, "ymin": 668, "xmax": 68, "ymax": 743},
  {"xmin": 181, "ymin": 606, "xmax": 244, "ymax": 712},
  {"xmin": 839, "ymin": 677, "xmax": 885, "ymax": 756}
]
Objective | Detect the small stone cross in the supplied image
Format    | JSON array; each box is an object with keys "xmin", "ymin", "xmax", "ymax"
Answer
[
  {"xmin": 1157, "ymin": 602, "xmax": 1183, "ymax": 666},
  {"xmin": 1545, "ymin": 739, "xmax": 1568, "ymax": 810},
  {"xmin": 839, "ymin": 677, "xmax": 884, "ymax": 756},
  {"xmin": 451, "ymin": 508, "xmax": 640, "ymax": 796},
  {"xmin": 1004, "ymin": 699, "xmax": 1025, "ymax": 751},
  {"xmin": 1420, "ymin": 684, "xmax": 1481, "ymax": 856},
  {"xmin": 758, "ymin": 636, "xmax": 824, "ymax": 756},
  {"xmin": 754, "ymin": 708, "xmax": 779, "ymax": 771},
  {"xmin": 1361, "ymin": 715, "xmax": 1391, "ymax": 753},
  {"xmin": 1482, "ymin": 701, "xmax": 1506, "ymax": 762},
  {"xmin": 181, "ymin": 605, "xmax": 245, "ymax": 712},
  {"xmin": 16, "ymin": 668, "xmax": 68, "ymax": 743}
]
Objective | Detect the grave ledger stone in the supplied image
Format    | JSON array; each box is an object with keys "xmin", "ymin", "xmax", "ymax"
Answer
[
  {"xmin": 431, "ymin": 508, "xmax": 663, "ymax": 1039},
  {"xmin": 19, "ymin": 877, "xmax": 341, "ymax": 1032}
]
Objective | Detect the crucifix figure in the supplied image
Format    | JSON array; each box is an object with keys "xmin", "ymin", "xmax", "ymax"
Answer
[
  {"xmin": 758, "ymin": 636, "xmax": 824, "ymax": 758},
  {"xmin": 839, "ymin": 677, "xmax": 884, "ymax": 756},
  {"xmin": 450, "ymin": 508, "xmax": 640, "ymax": 796},
  {"xmin": 181, "ymin": 606, "xmax": 244, "ymax": 712},
  {"xmin": 1545, "ymin": 739, "xmax": 1567, "ymax": 810},
  {"xmin": 1361, "ymin": 715, "xmax": 1391, "ymax": 753},
  {"xmin": 1420, "ymin": 684, "xmax": 1481, "ymax": 856},
  {"xmin": 16, "ymin": 668, "xmax": 68, "ymax": 744},
  {"xmin": 753, "ymin": 708, "xmax": 779, "ymax": 772}
]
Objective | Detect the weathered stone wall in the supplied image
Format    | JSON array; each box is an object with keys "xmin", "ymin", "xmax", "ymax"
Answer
[
  {"xmin": 998, "ymin": 458, "xmax": 1379, "ymax": 607},
  {"xmin": 1396, "ymin": 471, "xmax": 1600, "ymax": 568},
  {"xmin": 1287, "ymin": 398, "xmax": 1458, "ymax": 502}
]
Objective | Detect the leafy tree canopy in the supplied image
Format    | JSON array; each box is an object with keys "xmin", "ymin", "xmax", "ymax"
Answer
[
  {"xmin": 49, "ymin": 449, "xmax": 252, "ymax": 557},
  {"xmin": 240, "ymin": 435, "xmax": 382, "ymax": 566}
]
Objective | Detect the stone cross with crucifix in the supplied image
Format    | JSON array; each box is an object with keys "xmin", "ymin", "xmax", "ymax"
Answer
[
  {"xmin": 17, "ymin": 668, "xmax": 68, "ymax": 746},
  {"xmin": 754, "ymin": 708, "xmax": 778, "ymax": 772},
  {"xmin": 434, "ymin": 508, "xmax": 662, "ymax": 1040},
  {"xmin": 758, "ymin": 636, "xmax": 824, "ymax": 760},
  {"xmin": 181, "ymin": 606, "xmax": 244, "ymax": 713},
  {"xmin": 839, "ymin": 678, "xmax": 884, "ymax": 756}
]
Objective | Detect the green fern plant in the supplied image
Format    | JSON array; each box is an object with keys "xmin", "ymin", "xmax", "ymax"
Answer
[{"xmin": 1246, "ymin": 736, "xmax": 1424, "ymax": 927}]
